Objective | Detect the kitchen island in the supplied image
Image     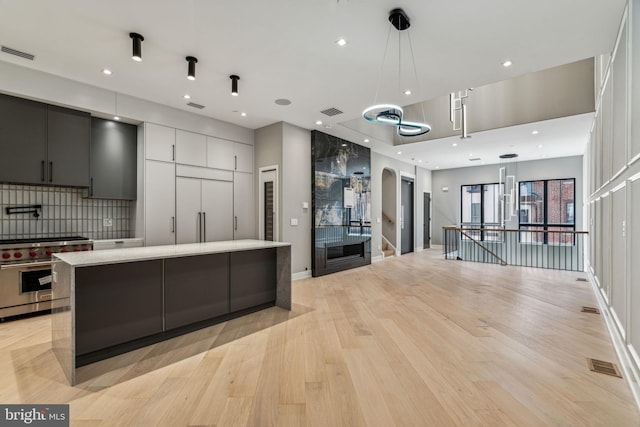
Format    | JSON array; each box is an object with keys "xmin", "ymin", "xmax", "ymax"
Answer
[{"xmin": 51, "ymin": 239, "xmax": 291, "ymax": 385}]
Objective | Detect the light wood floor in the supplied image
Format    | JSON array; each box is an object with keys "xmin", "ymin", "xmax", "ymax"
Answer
[{"xmin": 1, "ymin": 249, "xmax": 638, "ymax": 426}]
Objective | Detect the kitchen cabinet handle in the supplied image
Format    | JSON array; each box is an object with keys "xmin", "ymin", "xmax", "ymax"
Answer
[
  {"xmin": 40, "ymin": 161, "xmax": 45, "ymax": 182},
  {"xmin": 197, "ymin": 212, "xmax": 202, "ymax": 242},
  {"xmin": 49, "ymin": 161, "xmax": 53, "ymax": 182},
  {"xmin": 234, "ymin": 155, "xmax": 237, "ymax": 170},
  {"xmin": 172, "ymin": 144, "xmax": 175, "ymax": 161},
  {"xmin": 171, "ymin": 216, "xmax": 175, "ymax": 233},
  {"xmin": 235, "ymin": 216, "xmax": 238, "ymax": 231},
  {"xmin": 202, "ymin": 212, "xmax": 206, "ymax": 242}
]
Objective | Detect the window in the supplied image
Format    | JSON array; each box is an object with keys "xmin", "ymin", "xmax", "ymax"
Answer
[
  {"xmin": 461, "ymin": 183, "xmax": 503, "ymax": 241},
  {"xmin": 519, "ymin": 178, "xmax": 575, "ymax": 244}
]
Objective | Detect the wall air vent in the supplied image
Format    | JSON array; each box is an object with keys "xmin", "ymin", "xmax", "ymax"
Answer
[
  {"xmin": 1, "ymin": 46, "xmax": 35, "ymax": 61},
  {"xmin": 186, "ymin": 102, "xmax": 205, "ymax": 109},
  {"xmin": 320, "ymin": 107, "xmax": 343, "ymax": 116}
]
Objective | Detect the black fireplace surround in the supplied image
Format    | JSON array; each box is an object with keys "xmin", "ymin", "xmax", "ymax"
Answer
[{"xmin": 311, "ymin": 131, "xmax": 371, "ymax": 277}]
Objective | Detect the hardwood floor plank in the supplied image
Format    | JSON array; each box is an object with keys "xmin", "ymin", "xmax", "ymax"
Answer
[{"xmin": 0, "ymin": 249, "xmax": 637, "ymax": 426}]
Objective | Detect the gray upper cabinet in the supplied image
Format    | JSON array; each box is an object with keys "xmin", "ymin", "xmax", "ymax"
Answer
[
  {"xmin": 47, "ymin": 105, "xmax": 90, "ymax": 187},
  {"xmin": 0, "ymin": 93, "xmax": 90, "ymax": 187},
  {"xmin": 0, "ymin": 93, "xmax": 47, "ymax": 185},
  {"xmin": 90, "ymin": 118, "xmax": 137, "ymax": 199}
]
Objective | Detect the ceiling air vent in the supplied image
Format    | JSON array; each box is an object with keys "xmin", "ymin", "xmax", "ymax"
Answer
[
  {"xmin": 320, "ymin": 107, "xmax": 343, "ymax": 117},
  {"xmin": 186, "ymin": 102, "xmax": 205, "ymax": 109},
  {"xmin": 1, "ymin": 45, "xmax": 35, "ymax": 61},
  {"xmin": 469, "ymin": 158, "xmax": 482, "ymax": 162}
]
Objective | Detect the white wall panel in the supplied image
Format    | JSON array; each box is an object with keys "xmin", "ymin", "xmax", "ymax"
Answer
[
  {"xmin": 611, "ymin": 185, "xmax": 627, "ymax": 336},
  {"xmin": 612, "ymin": 22, "xmax": 628, "ymax": 175},
  {"xmin": 601, "ymin": 194, "xmax": 612, "ymax": 301},
  {"xmin": 602, "ymin": 81, "xmax": 614, "ymax": 182},
  {"xmin": 629, "ymin": 177, "xmax": 640, "ymax": 363}
]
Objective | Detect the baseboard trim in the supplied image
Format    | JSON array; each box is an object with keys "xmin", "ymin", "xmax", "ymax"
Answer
[
  {"xmin": 372, "ymin": 255, "xmax": 384, "ymax": 263},
  {"xmin": 292, "ymin": 270, "xmax": 312, "ymax": 281},
  {"xmin": 586, "ymin": 263, "xmax": 640, "ymax": 411}
]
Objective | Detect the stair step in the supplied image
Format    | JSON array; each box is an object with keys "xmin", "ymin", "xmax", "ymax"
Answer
[{"xmin": 382, "ymin": 249, "xmax": 395, "ymax": 258}]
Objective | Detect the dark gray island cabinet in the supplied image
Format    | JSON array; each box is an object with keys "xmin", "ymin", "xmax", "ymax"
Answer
[{"xmin": 52, "ymin": 240, "xmax": 291, "ymax": 385}]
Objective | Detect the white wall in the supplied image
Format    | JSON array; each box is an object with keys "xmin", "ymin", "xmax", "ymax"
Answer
[
  {"xmin": 254, "ymin": 122, "xmax": 312, "ymax": 277},
  {"xmin": 585, "ymin": 0, "xmax": 640, "ymax": 407},
  {"xmin": 255, "ymin": 122, "xmax": 284, "ymax": 240},
  {"xmin": 371, "ymin": 152, "xmax": 430, "ymax": 258},
  {"xmin": 282, "ymin": 123, "xmax": 312, "ymax": 275},
  {"xmin": 431, "ymin": 155, "xmax": 584, "ymax": 245}
]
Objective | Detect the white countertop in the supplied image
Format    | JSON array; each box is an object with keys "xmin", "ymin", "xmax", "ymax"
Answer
[{"xmin": 54, "ymin": 239, "xmax": 291, "ymax": 267}]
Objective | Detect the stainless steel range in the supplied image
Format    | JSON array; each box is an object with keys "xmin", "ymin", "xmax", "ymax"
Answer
[{"xmin": 0, "ymin": 236, "xmax": 92, "ymax": 319}]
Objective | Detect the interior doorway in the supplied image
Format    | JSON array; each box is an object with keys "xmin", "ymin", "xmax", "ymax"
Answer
[
  {"xmin": 259, "ymin": 166, "xmax": 278, "ymax": 241},
  {"xmin": 423, "ymin": 192, "xmax": 431, "ymax": 249},
  {"xmin": 401, "ymin": 178, "xmax": 414, "ymax": 254},
  {"xmin": 381, "ymin": 168, "xmax": 397, "ymax": 254}
]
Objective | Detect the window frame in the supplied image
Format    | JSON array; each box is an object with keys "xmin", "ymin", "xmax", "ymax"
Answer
[
  {"xmin": 518, "ymin": 178, "xmax": 576, "ymax": 245},
  {"xmin": 460, "ymin": 182, "xmax": 504, "ymax": 241}
]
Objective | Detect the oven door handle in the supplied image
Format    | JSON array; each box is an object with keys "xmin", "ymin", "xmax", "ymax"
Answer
[{"xmin": 0, "ymin": 261, "xmax": 56, "ymax": 270}]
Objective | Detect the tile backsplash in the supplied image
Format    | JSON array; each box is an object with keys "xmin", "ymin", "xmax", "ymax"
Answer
[{"xmin": 0, "ymin": 184, "xmax": 134, "ymax": 240}]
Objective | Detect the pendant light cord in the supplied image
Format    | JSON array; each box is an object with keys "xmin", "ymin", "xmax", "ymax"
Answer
[
  {"xmin": 373, "ymin": 25, "xmax": 393, "ymax": 104},
  {"xmin": 398, "ymin": 27, "xmax": 401, "ymax": 98}
]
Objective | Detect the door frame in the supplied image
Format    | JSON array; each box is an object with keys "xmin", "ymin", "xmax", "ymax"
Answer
[{"xmin": 258, "ymin": 165, "xmax": 279, "ymax": 241}]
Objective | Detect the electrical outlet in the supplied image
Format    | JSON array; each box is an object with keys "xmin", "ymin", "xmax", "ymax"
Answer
[{"xmin": 103, "ymin": 218, "xmax": 113, "ymax": 227}]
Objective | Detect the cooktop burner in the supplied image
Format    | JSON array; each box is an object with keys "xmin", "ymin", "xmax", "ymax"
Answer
[{"xmin": 0, "ymin": 236, "xmax": 89, "ymax": 245}]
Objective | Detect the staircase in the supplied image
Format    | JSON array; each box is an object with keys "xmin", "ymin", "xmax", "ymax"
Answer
[{"xmin": 381, "ymin": 236, "xmax": 396, "ymax": 259}]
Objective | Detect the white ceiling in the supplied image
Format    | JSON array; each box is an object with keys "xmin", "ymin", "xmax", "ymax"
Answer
[{"xmin": 0, "ymin": 0, "xmax": 625, "ymax": 169}]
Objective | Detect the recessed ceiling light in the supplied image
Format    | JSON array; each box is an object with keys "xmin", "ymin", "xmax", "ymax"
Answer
[
  {"xmin": 183, "ymin": 94, "xmax": 191, "ymax": 99},
  {"xmin": 537, "ymin": 144, "xmax": 543, "ymax": 148},
  {"xmin": 435, "ymin": 166, "xmax": 440, "ymax": 169},
  {"xmin": 404, "ymin": 89, "xmax": 412, "ymax": 95},
  {"xmin": 363, "ymin": 139, "xmax": 370, "ymax": 143},
  {"xmin": 502, "ymin": 60, "xmax": 513, "ymax": 67},
  {"xmin": 418, "ymin": 159, "xmax": 423, "ymax": 163},
  {"xmin": 468, "ymin": 153, "xmax": 473, "ymax": 157},
  {"xmin": 114, "ymin": 116, "xmax": 120, "ymax": 121},
  {"xmin": 275, "ymin": 98, "xmax": 291, "ymax": 106},
  {"xmin": 315, "ymin": 120, "xmax": 323, "ymax": 125},
  {"xmin": 336, "ymin": 38, "xmax": 348, "ymax": 46},
  {"xmin": 452, "ymin": 143, "xmax": 458, "ymax": 147},
  {"xmin": 397, "ymin": 151, "xmax": 402, "ymax": 155},
  {"xmin": 240, "ymin": 112, "xmax": 247, "ymax": 117},
  {"xmin": 532, "ymin": 130, "xmax": 539, "ymax": 135},
  {"xmin": 341, "ymin": 143, "xmax": 347, "ymax": 147},
  {"xmin": 102, "ymin": 68, "xmax": 112, "ymax": 75}
]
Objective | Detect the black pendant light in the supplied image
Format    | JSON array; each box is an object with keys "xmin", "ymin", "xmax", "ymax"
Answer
[
  {"xmin": 230, "ymin": 75, "xmax": 240, "ymax": 96},
  {"xmin": 129, "ymin": 32, "xmax": 144, "ymax": 62},
  {"xmin": 186, "ymin": 56, "xmax": 198, "ymax": 80}
]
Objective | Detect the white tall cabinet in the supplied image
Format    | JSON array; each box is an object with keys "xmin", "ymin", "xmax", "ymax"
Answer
[
  {"xmin": 144, "ymin": 123, "xmax": 176, "ymax": 246},
  {"xmin": 143, "ymin": 122, "xmax": 255, "ymax": 246},
  {"xmin": 176, "ymin": 176, "xmax": 233, "ymax": 244},
  {"xmin": 234, "ymin": 171, "xmax": 255, "ymax": 239}
]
